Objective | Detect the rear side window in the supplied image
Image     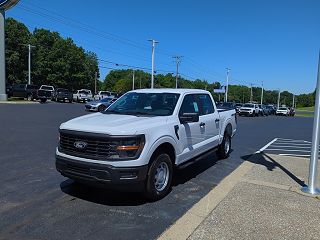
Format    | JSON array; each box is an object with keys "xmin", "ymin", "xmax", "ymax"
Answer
[
  {"xmin": 179, "ymin": 95, "xmax": 199, "ymax": 115},
  {"xmin": 197, "ymin": 94, "xmax": 215, "ymax": 115}
]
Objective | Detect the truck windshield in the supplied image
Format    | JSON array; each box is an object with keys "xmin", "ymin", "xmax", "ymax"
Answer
[{"xmin": 104, "ymin": 92, "xmax": 180, "ymax": 116}]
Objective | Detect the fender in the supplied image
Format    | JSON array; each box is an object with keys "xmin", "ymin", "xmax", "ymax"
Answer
[{"xmin": 146, "ymin": 135, "xmax": 178, "ymax": 163}]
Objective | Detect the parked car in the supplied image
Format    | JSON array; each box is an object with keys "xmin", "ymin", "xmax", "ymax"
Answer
[
  {"xmin": 39, "ymin": 85, "xmax": 55, "ymax": 100},
  {"xmin": 37, "ymin": 88, "xmax": 53, "ymax": 103},
  {"xmin": 11, "ymin": 84, "xmax": 39, "ymax": 100},
  {"xmin": 217, "ymin": 102, "xmax": 236, "ymax": 110},
  {"xmin": 6, "ymin": 85, "xmax": 12, "ymax": 98},
  {"xmin": 266, "ymin": 105, "xmax": 276, "ymax": 115},
  {"xmin": 276, "ymin": 107, "xmax": 290, "ymax": 116},
  {"xmin": 239, "ymin": 103, "xmax": 259, "ymax": 117},
  {"xmin": 85, "ymin": 97, "xmax": 117, "ymax": 112},
  {"xmin": 289, "ymin": 107, "xmax": 295, "ymax": 116},
  {"xmin": 54, "ymin": 88, "xmax": 73, "ymax": 103},
  {"xmin": 258, "ymin": 104, "xmax": 269, "ymax": 116},
  {"xmin": 73, "ymin": 89, "xmax": 93, "ymax": 103},
  {"xmin": 235, "ymin": 103, "xmax": 243, "ymax": 113},
  {"xmin": 94, "ymin": 91, "xmax": 117, "ymax": 100},
  {"xmin": 56, "ymin": 89, "xmax": 237, "ymax": 200}
]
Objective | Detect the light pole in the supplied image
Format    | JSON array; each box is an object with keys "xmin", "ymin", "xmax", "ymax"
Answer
[
  {"xmin": 225, "ymin": 68, "xmax": 230, "ymax": 102},
  {"xmin": 0, "ymin": 10, "xmax": 5, "ymax": 100},
  {"xmin": 21, "ymin": 44, "xmax": 35, "ymax": 84},
  {"xmin": 260, "ymin": 81, "xmax": 264, "ymax": 105},
  {"xmin": 277, "ymin": 89, "xmax": 281, "ymax": 109},
  {"xmin": 132, "ymin": 70, "xmax": 135, "ymax": 90},
  {"xmin": 250, "ymin": 84, "xmax": 253, "ymax": 102},
  {"xmin": 148, "ymin": 39, "xmax": 158, "ymax": 89},
  {"xmin": 301, "ymin": 52, "xmax": 320, "ymax": 195}
]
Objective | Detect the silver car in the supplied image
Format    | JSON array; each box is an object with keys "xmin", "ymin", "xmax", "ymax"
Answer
[{"xmin": 85, "ymin": 97, "xmax": 117, "ymax": 112}]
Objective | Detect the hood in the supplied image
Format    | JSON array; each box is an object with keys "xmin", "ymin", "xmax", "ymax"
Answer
[
  {"xmin": 240, "ymin": 107, "xmax": 253, "ymax": 110},
  {"xmin": 60, "ymin": 113, "xmax": 168, "ymax": 135}
]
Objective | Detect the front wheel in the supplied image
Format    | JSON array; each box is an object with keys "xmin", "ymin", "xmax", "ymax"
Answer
[
  {"xmin": 144, "ymin": 153, "xmax": 173, "ymax": 201},
  {"xmin": 217, "ymin": 133, "xmax": 231, "ymax": 159}
]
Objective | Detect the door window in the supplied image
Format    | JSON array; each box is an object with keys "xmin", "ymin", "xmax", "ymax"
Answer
[
  {"xmin": 197, "ymin": 94, "xmax": 215, "ymax": 115},
  {"xmin": 179, "ymin": 95, "xmax": 199, "ymax": 115}
]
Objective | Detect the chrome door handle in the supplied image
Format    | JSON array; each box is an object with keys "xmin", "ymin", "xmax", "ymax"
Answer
[{"xmin": 200, "ymin": 122, "xmax": 206, "ymax": 127}]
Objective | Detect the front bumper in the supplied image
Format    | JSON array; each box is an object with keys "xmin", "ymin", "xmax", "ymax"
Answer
[
  {"xmin": 85, "ymin": 104, "xmax": 98, "ymax": 111},
  {"xmin": 239, "ymin": 111, "xmax": 253, "ymax": 116},
  {"xmin": 56, "ymin": 155, "xmax": 148, "ymax": 191}
]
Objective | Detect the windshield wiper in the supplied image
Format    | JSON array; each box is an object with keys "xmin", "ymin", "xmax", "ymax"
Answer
[{"xmin": 103, "ymin": 109, "xmax": 123, "ymax": 114}]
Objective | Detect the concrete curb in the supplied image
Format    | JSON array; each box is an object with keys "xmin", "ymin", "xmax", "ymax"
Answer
[{"xmin": 157, "ymin": 159, "xmax": 256, "ymax": 240}]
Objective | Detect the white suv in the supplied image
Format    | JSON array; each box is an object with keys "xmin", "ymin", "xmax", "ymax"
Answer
[{"xmin": 239, "ymin": 103, "xmax": 259, "ymax": 117}]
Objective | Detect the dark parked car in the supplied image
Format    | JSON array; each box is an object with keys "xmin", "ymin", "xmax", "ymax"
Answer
[
  {"xmin": 53, "ymin": 88, "xmax": 73, "ymax": 103},
  {"xmin": 266, "ymin": 105, "xmax": 276, "ymax": 115},
  {"xmin": 217, "ymin": 102, "xmax": 236, "ymax": 110},
  {"xmin": 11, "ymin": 84, "xmax": 39, "ymax": 100},
  {"xmin": 235, "ymin": 103, "xmax": 243, "ymax": 113},
  {"xmin": 289, "ymin": 107, "xmax": 295, "ymax": 116}
]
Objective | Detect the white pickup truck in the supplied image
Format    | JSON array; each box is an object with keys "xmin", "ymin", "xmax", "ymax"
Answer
[
  {"xmin": 73, "ymin": 89, "xmax": 93, "ymax": 103},
  {"xmin": 56, "ymin": 89, "xmax": 237, "ymax": 200}
]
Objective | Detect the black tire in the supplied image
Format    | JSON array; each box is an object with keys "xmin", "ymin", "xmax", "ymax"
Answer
[
  {"xmin": 98, "ymin": 105, "xmax": 106, "ymax": 112},
  {"xmin": 144, "ymin": 153, "xmax": 173, "ymax": 201},
  {"xmin": 217, "ymin": 133, "xmax": 231, "ymax": 159},
  {"xmin": 27, "ymin": 94, "xmax": 32, "ymax": 101}
]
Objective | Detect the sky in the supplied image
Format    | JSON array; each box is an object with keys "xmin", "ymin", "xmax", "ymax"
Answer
[{"xmin": 5, "ymin": 0, "xmax": 320, "ymax": 94}]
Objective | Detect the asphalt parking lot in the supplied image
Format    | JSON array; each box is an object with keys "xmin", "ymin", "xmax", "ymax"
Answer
[{"xmin": 0, "ymin": 102, "xmax": 313, "ymax": 240}]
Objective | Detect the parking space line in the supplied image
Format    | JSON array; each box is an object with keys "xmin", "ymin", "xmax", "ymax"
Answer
[
  {"xmin": 271, "ymin": 142, "xmax": 311, "ymax": 146},
  {"xmin": 268, "ymin": 145, "xmax": 311, "ymax": 149},
  {"xmin": 255, "ymin": 138, "xmax": 278, "ymax": 153},
  {"xmin": 279, "ymin": 154, "xmax": 311, "ymax": 157},
  {"xmin": 264, "ymin": 149, "xmax": 311, "ymax": 153},
  {"xmin": 276, "ymin": 138, "xmax": 311, "ymax": 143}
]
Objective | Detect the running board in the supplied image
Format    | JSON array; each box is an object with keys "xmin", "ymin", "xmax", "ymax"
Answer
[{"xmin": 177, "ymin": 147, "xmax": 218, "ymax": 170}]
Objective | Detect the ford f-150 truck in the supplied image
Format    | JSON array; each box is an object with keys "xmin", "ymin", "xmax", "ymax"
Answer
[{"xmin": 56, "ymin": 89, "xmax": 237, "ymax": 200}]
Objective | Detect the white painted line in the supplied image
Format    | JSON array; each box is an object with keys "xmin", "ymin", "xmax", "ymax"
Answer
[
  {"xmin": 272, "ymin": 142, "xmax": 311, "ymax": 146},
  {"xmin": 269, "ymin": 145, "xmax": 311, "ymax": 149},
  {"xmin": 264, "ymin": 149, "xmax": 311, "ymax": 153},
  {"xmin": 276, "ymin": 140, "xmax": 311, "ymax": 144},
  {"xmin": 277, "ymin": 138, "xmax": 311, "ymax": 143},
  {"xmin": 255, "ymin": 138, "xmax": 278, "ymax": 153},
  {"xmin": 279, "ymin": 154, "xmax": 311, "ymax": 157}
]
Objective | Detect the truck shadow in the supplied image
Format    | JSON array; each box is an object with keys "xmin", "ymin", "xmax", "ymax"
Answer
[
  {"xmin": 60, "ymin": 150, "xmax": 231, "ymax": 206},
  {"xmin": 241, "ymin": 152, "xmax": 307, "ymax": 187}
]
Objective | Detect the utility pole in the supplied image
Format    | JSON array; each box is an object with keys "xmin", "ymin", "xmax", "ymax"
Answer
[
  {"xmin": 277, "ymin": 89, "xmax": 281, "ymax": 109},
  {"xmin": 250, "ymin": 83, "xmax": 253, "ymax": 102},
  {"xmin": 225, "ymin": 68, "xmax": 231, "ymax": 102},
  {"xmin": 21, "ymin": 44, "xmax": 35, "ymax": 84},
  {"xmin": 173, "ymin": 56, "xmax": 183, "ymax": 88},
  {"xmin": 148, "ymin": 39, "xmax": 158, "ymax": 89},
  {"xmin": 260, "ymin": 81, "xmax": 264, "ymax": 105},
  {"xmin": 94, "ymin": 71, "xmax": 97, "ymax": 95},
  {"xmin": 132, "ymin": 70, "xmax": 135, "ymax": 90}
]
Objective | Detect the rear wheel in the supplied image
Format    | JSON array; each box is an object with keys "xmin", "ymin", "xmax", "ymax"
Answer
[
  {"xmin": 98, "ymin": 105, "xmax": 106, "ymax": 112},
  {"xmin": 217, "ymin": 133, "xmax": 231, "ymax": 159},
  {"xmin": 144, "ymin": 153, "xmax": 173, "ymax": 201}
]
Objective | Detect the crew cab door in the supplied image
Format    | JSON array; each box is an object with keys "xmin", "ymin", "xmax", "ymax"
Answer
[
  {"xmin": 177, "ymin": 94, "xmax": 205, "ymax": 164},
  {"xmin": 196, "ymin": 94, "xmax": 220, "ymax": 149}
]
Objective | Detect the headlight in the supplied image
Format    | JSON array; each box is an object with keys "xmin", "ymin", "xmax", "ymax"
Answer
[{"xmin": 108, "ymin": 135, "xmax": 145, "ymax": 160}]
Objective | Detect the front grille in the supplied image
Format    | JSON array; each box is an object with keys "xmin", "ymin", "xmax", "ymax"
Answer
[{"xmin": 59, "ymin": 131, "xmax": 119, "ymax": 160}]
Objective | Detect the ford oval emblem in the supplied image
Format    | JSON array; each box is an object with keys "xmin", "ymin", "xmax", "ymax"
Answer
[{"xmin": 74, "ymin": 141, "xmax": 88, "ymax": 149}]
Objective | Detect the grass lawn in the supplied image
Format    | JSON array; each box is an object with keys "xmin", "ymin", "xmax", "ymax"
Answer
[
  {"xmin": 296, "ymin": 106, "xmax": 314, "ymax": 112},
  {"xmin": 295, "ymin": 113, "xmax": 314, "ymax": 117}
]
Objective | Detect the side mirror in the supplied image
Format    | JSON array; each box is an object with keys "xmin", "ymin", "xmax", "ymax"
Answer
[{"xmin": 179, "ymin": 113, "xmax": 199, "ymax": 124}]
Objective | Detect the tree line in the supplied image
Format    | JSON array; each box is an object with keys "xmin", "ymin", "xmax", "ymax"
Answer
[
  {"xmin": 5, "ymin": 18, "xmax": 99, "ymax": 91},
  {"xmin": 5, "ymin": 18, "xmax": 315, "ymax": 107}
]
